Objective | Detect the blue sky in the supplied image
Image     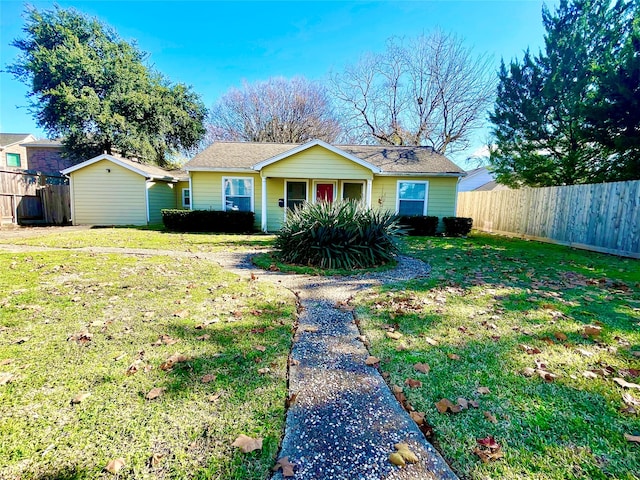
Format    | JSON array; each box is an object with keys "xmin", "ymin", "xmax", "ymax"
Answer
[{"xmin": 0, "ymin": 0, "xmax": 554, "ymax": 166}]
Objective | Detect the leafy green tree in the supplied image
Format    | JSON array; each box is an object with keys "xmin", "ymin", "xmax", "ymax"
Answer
[
  {"xmin": 7, "ymin": 6, "xmax": 206, "ymax": 166},
  {"xmin": 490, "ymin": 0, "xmax": 638, "ymax": 187}
]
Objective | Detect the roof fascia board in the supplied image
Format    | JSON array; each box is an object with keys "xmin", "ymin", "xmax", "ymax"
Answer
[
  {"xmin": 61, "ymin": 153, "xmax": 176, "ymax": 181},
  {"xmin": 375, "ymin": 172, "xmax": 466, "ymax": 178},
  {"xmin": 185, "ymin": 167, "xmax": 257, "ymax": 173},
  {"xmin": 251, "ymin": 139, "xmax": 382, "ymax": 173}
]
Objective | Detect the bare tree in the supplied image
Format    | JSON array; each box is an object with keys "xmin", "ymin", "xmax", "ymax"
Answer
[
  {"xmin": 331, "ymin": 31, "xmax": 495, "ymax": 154},
  {"xmin": 206, "ymin": 77, "xmax": 341, "ymax": 144}
]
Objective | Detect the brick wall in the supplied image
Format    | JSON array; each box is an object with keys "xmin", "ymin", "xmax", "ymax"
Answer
[{"xmin": 26, "ymin": 147, "xmax": 73, "ymax": 174}]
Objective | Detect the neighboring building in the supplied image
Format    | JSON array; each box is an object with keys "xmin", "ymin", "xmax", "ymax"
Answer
[
  {"xmin": 458, "ymin": 167, "xmax": 509, "ymax": 192},
  {"xmin": 0, "ymin": 133, "xmax": 36, "ymax": 170},
  {"xmin": 61, "ymin": 154, "xmax": 187, "ymax": 226},
  {"xmin": 185, "ymin": 139, "xmax": 465, "ymax": 232},
  {"xmin": 21, "ymin": 139, "xmax": 73, "ymax": 174}
]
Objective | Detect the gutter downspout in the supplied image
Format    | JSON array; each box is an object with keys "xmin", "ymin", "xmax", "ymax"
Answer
[
  {"xmin": 188, "ymin": 175, "xmax": 193, "ymax": 210},
  {"xmin": 145, "ymin": 179, "xmax": 151, "ymax": 224},
  {"xmin": 454, "ymin": 176, "xmax": 461, "ymax": 216}
]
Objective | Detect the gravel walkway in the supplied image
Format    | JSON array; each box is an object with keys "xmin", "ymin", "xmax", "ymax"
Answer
[{"xmin": 215, "ymin": 252, "xmax": 458, "ymax": 480}]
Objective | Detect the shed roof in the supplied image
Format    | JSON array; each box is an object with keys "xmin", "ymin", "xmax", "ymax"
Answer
[
  {"xmin": 185, "ymin": 140, "xmax": 464, "ymax": 175},
  {"xmin": 61, "ymin": 154, "xmax": 179, "ymax": 181}
]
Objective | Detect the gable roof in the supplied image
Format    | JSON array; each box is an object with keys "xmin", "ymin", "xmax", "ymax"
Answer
[
  {"xmin": 61, "ymin": 154, "xmax": 179, "ymax": 181},
  {"xmin": 0, "ymin": 133, "xmax": 36, "ymax": 148},
  {"xmin": 185, "ymin": 140, "xmax": 464, "ymax": 176}
]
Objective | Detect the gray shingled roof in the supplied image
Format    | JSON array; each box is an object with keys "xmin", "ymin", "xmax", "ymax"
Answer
[
  {"xmin": 21, "ymin": 139, "xmax": 63, "ymax": 147},
  {"xmin": 0, "ymin": 133, "xmax": 34, "ymax": 147},
  {"xmin": 186, "ymin": 141, "xmax": 464, "ymax": 175}
]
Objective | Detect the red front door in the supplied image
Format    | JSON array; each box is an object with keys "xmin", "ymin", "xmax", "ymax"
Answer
[{"xmin": 316, "ymin": 183, "xmax": 334, "ymax": 202}]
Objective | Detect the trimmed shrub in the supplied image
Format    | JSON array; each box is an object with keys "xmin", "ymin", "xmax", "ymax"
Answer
[
  {"xmin": 443, "ymin": 216, "xmax": 473, "ymax": 237},
  {"xmin": 398, "ymin": 215, "xmax": 439, "ymax": 236},
  {"xmin": 162, "ymin": 209, "xmax": 255, "ymax": 233},
  {"xmin": 275, "ymin": 201, "xmax": 402, "ymax": 269}
]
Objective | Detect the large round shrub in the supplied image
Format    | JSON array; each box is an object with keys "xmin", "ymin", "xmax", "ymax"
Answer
[{"xmin": 275, "ymin": 200, "xmax": 402, "ymax": 269}]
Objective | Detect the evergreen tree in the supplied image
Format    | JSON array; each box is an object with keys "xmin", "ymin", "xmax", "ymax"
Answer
[
  {"xmin": 490, "ymin": 0, "xmax": 638, "ymax": 187},
  {"xmin": 8, "ymin": 6, "xmax": 207, "ymax": 166}
]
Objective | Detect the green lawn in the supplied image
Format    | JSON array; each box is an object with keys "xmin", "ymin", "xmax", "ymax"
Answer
[
  {"xmin": 0, "ymin": 246, "xmax": 296, "ymax": 479},
  {"xmin": 356, "ymin": 234, "xmax": 640, "ymax": 479},
  {"xmin": 0, "ymin": 226, "xmax": 276, "ymax": 252}
]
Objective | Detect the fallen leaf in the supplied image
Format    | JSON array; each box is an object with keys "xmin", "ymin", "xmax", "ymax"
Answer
[
  {"xmin": 477, "ymin": 386, "xmax": 491, "ymax": 395},
  {"xmin": 173, "ymin": 309, "xmax": 189, "ymax": 318},
  {"xmin": 405, "ymin": 378, "xmax": 422, "ymax": 388},
  {"xmin": 424, "ymin": 336, "xmax": 438, "ymax": 346},
  {"xmin": 583, "ymin": 371, "xmax": 599, "ymax": 379},
  {"xmin": 145, "ymin": 387, "xmax": 166, "ymax": 400},
  {"xmin": 0, "ymin": 359, "xmax": 13, "ymax": 366},
  {"xmin": 231, "ymin": 434, "xmax": 263, "ymax": 453},
  {"xmin": 105, "ymin": 458, "xmax": 125, "ymax": 474},
  {"xmin": 554, "ymin": 332, "xmax": 568, "ymax": 341},
  {"xmin": 70, "ymin": 393, "xmax": 90, "ymax": 404},
  {"xmin": 414, "ymin": 363, "xmax": 430, "ymax": 374},
  {"xmin": 365, "ymin": 356, "xmax": 380, "ymax": 366},
  {"xmin": 0, "ymin": 373, "xmax": 16, "ymax": 385},
  {"xmin": 196, "ymin": 334, "xmax": 211, "ymax": 341},
  {"xmin": 68, "ymin": 331, "xmax": 92, "ymax": 345},
  {"xmin": 257, "ymin": 367, "xmax": 270, "ymax": 374},
  {"xmin": 201, "ymin": 374, "xmax": 216, "ymax": 383},
  {"xmin": 389, "ymin": 452, "xmax": 405, "ymax": 467},
  {"xmin": 410, "ymin": 411, "xmax": 425, "ymax": 425},
  {"xmin": 208, "ymin": 392, "xmax": 222, "ymax": 402},
  {"xmin": 484, "ymin": 411, "xmax": 498, "ymax": 423},
  {"xmin": 584, "ymin": 325, "xmax": 602, "ymax": 337},
  {"xmin": 272, "ymin": 456, "xmax": 296, "ymax": 477},
  {"xmin": 614, "ymin": 377, "xmax": 640, "ymax": 390},
  {"xmin": 469, "ymin": 400, "xmax": 480, "ymax": 408},
  {"xmin": 624, "ymin": 433, "xmax": 640, "ymax": 443},
  {"xmin": 537, "ymin": 369, "xmax": 558, "ymax": 382},
  {"xmin": 575, "ymin": 348, "xmax": 594, "ymax": 357},
  {"xmin": 394, "ymin": 443, "xmax": 419, "ymax": 463},
  {"xmin": 254, "ymin": 345, "xmax": 267, "ymax": 352},
  {"xmin": 126, "ymin": 359, "xmax": 144, "ymax": 376},
  {"xmin": 386, "ymin": 331, "xmax": 403, "ymax": 340},
  {"xmin": 447, "ymin": 353, "xmax": 460, "ymax": 360},
  {"xmin": 457, "ymin": 397, "xmax": 469, "ymax": 410},
  {"xmin": 519, "ymin": 344, "xmax": 541, "ymax": 355},
  {"xmin": 622, "ymin": 392, "xmax": 640, "ymax": 406},
  {"xmin": 477, "ymin": 435, "xmax": 500, "ymax": 449},
  {"xmin": 474, "ymin": 446, "xmax": 504, "ymax": 463},
  {"xmin": 160, "ymin": 353, "xmax": 188, "ymax": 371},
  {"xmin": 150, "ymin": 453, "xmax": 164, "ymax": 467},
  {"xmin": 435, "ymin": 398, "xmax": 460, "ymax": 414},
  {"xmin": 302, "ymin": 326, "xmax": 319, "ymax": 333},
  {"xmin": 522, "ymin": 367, "xmax": 536, "ymax": 377}
]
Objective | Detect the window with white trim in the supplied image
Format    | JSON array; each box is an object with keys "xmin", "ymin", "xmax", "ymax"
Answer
[
  {"xmin": 397, "ymin": 181, "xmax": 428, "ymax": 216},
  {"xmin": 182, "ymin": 188, "xmax": 190, "ymax": 208},
  {"xmin": 223, "ymin": 177, "xmax": 253, "ymax": 212}
]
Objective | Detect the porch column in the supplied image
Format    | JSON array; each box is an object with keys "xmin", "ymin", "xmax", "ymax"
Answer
[
  {"xmin": 366, "ymin": 178, "xmax": 373, "ymax": 208},
  {"xmin": 261, "ymin": 175, "xmax": 267, "ymax": 232}
]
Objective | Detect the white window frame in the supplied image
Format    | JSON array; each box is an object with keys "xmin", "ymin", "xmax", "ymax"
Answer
[
  {"xmin": 340, "ymin": 181, "xmax": 365, "ymax": 203},
  {"xmin": 222, "ymin": 176, "xmax": 254, "ymax": 212},
  {"xmin": 396, "ymin": 180, "xmax": 429, "ymax": 216},
  {"xmin": 181, "ymin": 188, "xmax": 191, "ymax": 208},
  {"xmin": 312, "ymin": 180, "xmax": 337, "ymax": 203}
]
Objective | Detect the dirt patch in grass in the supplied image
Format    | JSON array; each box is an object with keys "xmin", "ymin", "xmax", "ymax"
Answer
[
  {"xmin": 0, "ymin": 251, "xmax": 296, "ymax": 479},
  {"xmin": 356, "ymin": 234, "xmax": 640, "ymax": 479}
]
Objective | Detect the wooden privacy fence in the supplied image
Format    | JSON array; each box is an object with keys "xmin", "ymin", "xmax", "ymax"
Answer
[
  {"xmin": 457, "ymin": 180, "xmax": 640, "ymax": 259},
  {"xmin": 0, "ymin": 169, "xmax": 70, "ymax": 226}
]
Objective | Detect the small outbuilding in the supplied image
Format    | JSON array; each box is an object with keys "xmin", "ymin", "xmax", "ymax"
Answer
[{"xmin": 61, "ymin": 154, "xmax": 186, "ymax": 226}]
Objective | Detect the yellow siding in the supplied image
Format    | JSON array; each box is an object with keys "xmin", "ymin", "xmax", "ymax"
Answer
[
  {"xmin": 266, "ymin": 178, "xmax": 286, "ymax": 231},
  {"xmin": 191, "ymin": 171, "xmax": 262, "ymax": 229},
  {"xmin": 262, "ymin": 145, "xmax": 373, "ymax": 179},
  {"xmin": 71, "ymin": 159, "xmax": 147, "ymax": 225},
  {"xmin": 175, "ymin": 181, "xmax": 190, "ymax": 209},
  {"xmin": 147, "ymin": 182, "xmax": 176, "ymax": 224},
  {"xmin": 371, "ymin": 176, "xmax": 458, "ymax": 217}
]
